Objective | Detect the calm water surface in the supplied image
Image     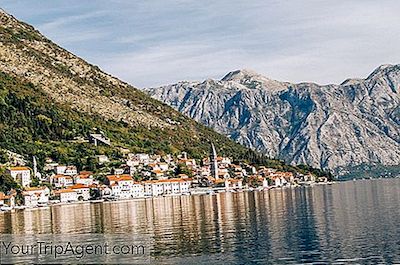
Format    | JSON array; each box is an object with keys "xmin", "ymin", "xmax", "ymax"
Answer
[{"xmin": 1, "ymin": 179, "xmax": 400, "ymax": 264}]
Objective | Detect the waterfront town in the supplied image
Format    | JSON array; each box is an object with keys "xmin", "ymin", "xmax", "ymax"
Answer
[{"xmin": 0, "ymin": 142, "xmax": 327, "ymax": 211}]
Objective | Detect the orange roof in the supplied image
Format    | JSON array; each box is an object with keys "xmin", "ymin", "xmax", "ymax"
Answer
[
  {"xmin": 230, "ymin": 179, "xmax": 242, "ymax": 183},
  {"xmin": 142, "ymin": 180, "xmax": 156, "ymax": 184},
  {"xmin": 156, "ymin": 179, "xmax": 180, "ymax": 183},
  {"xmin": 9, "ymin": 166, "xmax": 30, "ymax": 171},
  {"xmin": 0, "ymin": 192, "xmax": 13, "ymax": 200},
  {"xmin": 214, "ymin": 179, "xmax": 225, "ymax": 184},
  {"xmin": 107, "ymin": 175, "xmax": 133, "ymax": 182},
  {"xmin": 54, "ymin": 189, "xmax": 75, "ymax": 194},
  {"xmin": 53, "ymin": 175, "xmax": 67, "ymax": 179},
  {"xmin": 143, "ymin": 178, "xmax": 191, "ymax": 184},
  {"xmin": 77, "ymin": 174, "xmax": 92, "ymax": 179},
  {"xmin": 24, "ymin": 186, "xmax": 47, "ymax": 191},
  {"xmin": 70, "ymin": 183, "xmax": 89, "ymax": 189},
  {"xmin": 79, "ymin": 171, "xmax": 93, "ymax": 176},
  {"xmin": 152, "ymin": 169, "xmax": 163, "ymax": 174}
]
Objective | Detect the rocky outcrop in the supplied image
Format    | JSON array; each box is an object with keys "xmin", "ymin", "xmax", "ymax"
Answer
[{"xmin": 145, "ymin": 66, "xmax": 400, "ymax": 175}]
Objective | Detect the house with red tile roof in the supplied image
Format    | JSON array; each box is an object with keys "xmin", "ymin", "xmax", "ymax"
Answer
[
  {"xmin": 54, "ymin": 189, "xmax": 78, "ymax": 202},
  {"xmin": 22, "ymin": 186, "xmax": 50, "ymax": 207}
]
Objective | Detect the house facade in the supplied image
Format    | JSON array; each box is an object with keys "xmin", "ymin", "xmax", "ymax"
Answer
[
  {"xmin": 7, "ymin": 167, "xmax": 31, "ymax": 187},
  {"xmin": 22, "ymin": 186, "xmax": 50, "ymax": 207},
  {"xmin": 54, "ymin": 189, "xmax": 78, "ymax": 202}
]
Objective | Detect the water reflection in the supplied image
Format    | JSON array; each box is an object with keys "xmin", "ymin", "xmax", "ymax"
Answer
[{"xmin": 1, "ymin": 179, "xmax": 399, "ymax": 264}]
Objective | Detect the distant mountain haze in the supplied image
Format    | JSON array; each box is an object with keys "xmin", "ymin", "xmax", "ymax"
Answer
[{"xmin": 145, "ymin": 65, "xmax": 400, "ymax": 176}]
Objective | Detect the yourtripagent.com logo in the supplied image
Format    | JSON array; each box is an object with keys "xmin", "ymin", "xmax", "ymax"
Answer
[{"xmin": 0, "ymin": 234, "xmax": 151, "ymax": 264}]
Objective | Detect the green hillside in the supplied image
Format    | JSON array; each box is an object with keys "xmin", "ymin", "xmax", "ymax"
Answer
[{"xmin": 0, "ymin": 71, "xmax": 253, "ymax": 169}]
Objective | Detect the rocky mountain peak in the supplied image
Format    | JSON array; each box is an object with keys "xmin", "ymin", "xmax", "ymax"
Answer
[
  {"xmin": 221, "ymin": 69, "xmax": 262, "ymax": 81},
  {"xmin": 221, "ymin": 69, "xmax": 289, "ymax": 91},
  {"xmin": 367, "ymin": 64, "xmax": 398, "ymax": 79}
]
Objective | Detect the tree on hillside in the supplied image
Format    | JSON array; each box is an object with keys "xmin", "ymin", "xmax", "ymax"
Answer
[
  {"xmin": 175, "ymin": 163, "xmax": 193, "ymax": 178},
  {"xmin": 0, "ymin": 174, "xmax": 19, "ymax": 193},
  {"xmin": 0, "ymin": 150, "xmax": 7, "ymax": 164}
]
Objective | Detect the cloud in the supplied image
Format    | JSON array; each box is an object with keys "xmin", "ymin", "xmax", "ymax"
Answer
[{"xmin": 1, "ymin": 0, "xmax": 400, "ymax": 87}]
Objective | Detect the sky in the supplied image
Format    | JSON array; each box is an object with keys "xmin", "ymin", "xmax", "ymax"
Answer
[{"xmin": 1, "ymin": 0, "xmax": 400, "ymax": 88}]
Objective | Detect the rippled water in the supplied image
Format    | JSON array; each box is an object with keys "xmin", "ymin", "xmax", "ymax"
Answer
[{"xmin": 1, "ymin": 179, "xmax": 400, "ymax": 264}]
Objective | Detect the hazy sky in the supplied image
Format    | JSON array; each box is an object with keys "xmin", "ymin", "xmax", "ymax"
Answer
[{"xmin": 1, "ymin": 0, "xmax": 400, "ymax": 88}]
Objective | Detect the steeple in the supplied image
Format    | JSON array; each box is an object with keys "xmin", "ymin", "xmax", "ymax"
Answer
[
  {"xmin": 33, "ymin": 156, "xmax": 37, "ymax": 178},
  {"xmin": 210, "ymin": 143, "xmax": 218, "ymax": 179}
]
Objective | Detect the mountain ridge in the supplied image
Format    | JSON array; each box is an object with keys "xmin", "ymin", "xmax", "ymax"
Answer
[{"xmin": 145, "ymin": 64, "xmax": 400, "ymax": 177}]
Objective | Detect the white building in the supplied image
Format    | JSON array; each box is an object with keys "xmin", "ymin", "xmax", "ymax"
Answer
[
  {"xmin": 225, "ymin": 179, "xmax": 243, "ymax": 190},
  {"xmin": 0, "ymin": 191, "xmax": 16, "ymax": 208},
  {"xmin": 113, "ymin": 168, "xmax": 125, "ymax": 175},
  {"xmin": 96, "ymin": 155, "xmax": 110, "ymax": 164},
  {"xmin": 55, "ymin": 165, "xmax": 67, "ymax": 175},
  {"xmin": 7, "ymin": 167, "xmax": 31, "ymax": 187},
  {"xmin": 158, "ymin": 162, "xmax": 169, "ymax": 171},
  {"xmin": 64, "ymin": 166, "xmax": 78, "ymax": 176},
  {"xmin": 134, "ymin": 153, "xmax": 150, "ymax": 164},
  {"xmin": 75, "ymin": 172, "xmax": 94, "ymax": 186},
  {"xmin": 52, "ymin": 175, "xmax": 73, "ymax": 188},
  {"xmin": 143, "ymin": 179, "xmax": 191, "ymax": 196},
  {"xmin": 107, "ymin": 175, "xmax": 136, "ymax": 199},
  {"xmin": 274, "ymin": 177, "xmax": 288, "ymax": 187},
  {"xmin": 54, "ymin": 189, "xmax": 78, "ymax": 202},
  {"xmin": 22, "ymin": 186, "xmax": 50, "ymax": 207},
  {"xmin": 263, "ymin": 178, "xmax": 269, "ymax": 188},
  {"xmin": 70, "ymin": 184, "xmax": 90, "ymax": 201},
  {"xmin": 132, "ymin": 183, "xmax": 145, "ymax": 198}
]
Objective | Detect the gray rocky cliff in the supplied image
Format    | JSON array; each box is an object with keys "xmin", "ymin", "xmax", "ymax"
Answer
[{"xmin": 145, "ymin": 65, "xmax": 400, "ymax": 175}]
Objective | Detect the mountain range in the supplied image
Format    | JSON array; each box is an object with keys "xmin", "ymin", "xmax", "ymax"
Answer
[{"xmin": 145, "ymin": 65, "xmax": 400, "ymax": 177}]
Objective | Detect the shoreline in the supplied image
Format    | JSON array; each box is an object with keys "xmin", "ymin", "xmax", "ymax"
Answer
[
  {"xmin": 0, "ymin": 181, "xmax": 341, "ymax": 213},
  {"xmin": 11, "ymin": 178, "xmax": 400, "ymax": 213}
]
